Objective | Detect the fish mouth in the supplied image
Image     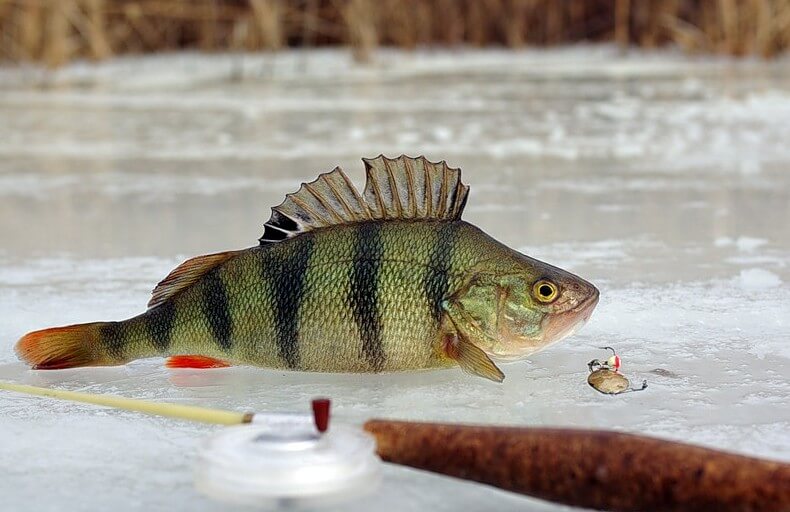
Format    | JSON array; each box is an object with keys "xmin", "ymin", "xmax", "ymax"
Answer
[{"xmin": 542, "ymin": 288, "xmax": 600, "ymax": 343}]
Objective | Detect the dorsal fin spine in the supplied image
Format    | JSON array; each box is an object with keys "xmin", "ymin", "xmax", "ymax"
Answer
[
  {"xmin": 368, "ymin": 165, "xmax": 387, "ymax": 217},
  {"xmin": 287, "ymin": 192, "xmax": 327, "ymax": 225},
  {"xmin": 437, "ymin": 162, "xmax": 449, "ymax": 214},
  {"xmin": 304, "ymin": 182, "xmax": 344, "ymax": 223},
  {"xmin": 324, "ymin": 177, "xmax": 354, "ymax": 218},
  {"xmin": 451, "ymin": 188, "xmax": 461, "ymax": 218},
  {"xmin": 265, "ymin": 222, "xmax": 290, "ymax": 235},
  {"xmin": 383, "ymin": 157, "xmax": 403, "ymax": 217},
  {"xmin": 339, "ymin": 169, "xmax": 371, "ymax": 220},
  {"xmin": 456, "ymin": 184, "xmax": 470, "ymax": 217},
  {"xmin": 404, "ymin": 157, "xmax": 417, "ymax": 217},
  {"xmin": 423, "ymin": 157, "xmax": 433, "ymax": 217}
]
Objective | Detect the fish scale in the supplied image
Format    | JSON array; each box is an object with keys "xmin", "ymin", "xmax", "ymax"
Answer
[
  {"xmin": 350, "ymin": 223, "xmax": 385, "ymax": 371},
  {"xmin": 15, "ymin": 155, "xmax": 599, "ymax": 382}
]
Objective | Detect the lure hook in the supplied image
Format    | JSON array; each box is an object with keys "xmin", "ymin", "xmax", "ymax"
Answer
[{"xmin": 587, "ymin": 347, "xmax": 645, "ymax": 395}]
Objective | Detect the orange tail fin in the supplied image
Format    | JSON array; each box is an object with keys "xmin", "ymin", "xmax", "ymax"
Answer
[{"xmin": 15, "ymin": 323, "xmax": 113, "ymax": 370}]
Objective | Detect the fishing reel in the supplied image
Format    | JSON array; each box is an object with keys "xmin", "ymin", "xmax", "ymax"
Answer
[{"xmin": 196, "ymin": 399, "xmax": 382, "ymax": 507}]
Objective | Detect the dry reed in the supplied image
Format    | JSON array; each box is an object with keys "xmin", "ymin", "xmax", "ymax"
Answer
[{"xmin": 0, "ymin": 0, "xmax": 788, "ymax": 67}]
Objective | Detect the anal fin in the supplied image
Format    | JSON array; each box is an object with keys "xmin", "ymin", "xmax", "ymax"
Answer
[
  {"xmin": 166, "ymin": 355, "xmax": 231, "ymax": 369},
  {"xmin": 443, "ymin": 333, "xmax": 504, "ymax": 383}
]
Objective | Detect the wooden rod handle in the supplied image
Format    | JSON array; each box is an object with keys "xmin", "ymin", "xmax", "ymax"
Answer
[{"xmin": 364, "ymin": 419, "xmax": 790, "ymax": 512}]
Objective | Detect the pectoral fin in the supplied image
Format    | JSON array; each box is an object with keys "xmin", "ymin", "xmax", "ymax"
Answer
[{"xmin": 442, "ymin": 332, "xmax": 504, "ymax": 383}]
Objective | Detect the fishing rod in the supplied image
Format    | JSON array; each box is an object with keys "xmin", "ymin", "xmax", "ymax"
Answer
[{"xmin": 2, "ymin": 380, "xmax": 789, "ymax": 512}]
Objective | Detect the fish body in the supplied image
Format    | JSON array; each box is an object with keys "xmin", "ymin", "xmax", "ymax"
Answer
[
  {"xmin": 84, "ymin": 221, "xmax": 503, "ymax": 372},
  {"xmin": 17, "ymin": 156, "xmax": 599, "ymax": 381}
]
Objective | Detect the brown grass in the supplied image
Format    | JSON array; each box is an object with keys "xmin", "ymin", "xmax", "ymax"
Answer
[{"xmin": 0, "ymin": 0, "xmax": 788, "ymax": 67}]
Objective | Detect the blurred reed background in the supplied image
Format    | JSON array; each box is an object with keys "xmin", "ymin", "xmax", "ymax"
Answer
[{"xmin": 0, "ymin": 0, "xmax": 788, "ymax": 67}]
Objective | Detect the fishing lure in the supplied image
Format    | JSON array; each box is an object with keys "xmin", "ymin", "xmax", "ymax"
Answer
[
  {"xmin": 17, "ymin": 155, "xmax": 599, "ymax": 381},
  {"xmin": 587, "ymin": 347, "xmax": 647, "ymax": 394}
]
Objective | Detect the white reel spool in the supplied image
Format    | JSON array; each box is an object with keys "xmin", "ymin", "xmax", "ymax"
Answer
[{"xmin": 195, "ymin": 413, "xmax": 382, "ymax": 508}]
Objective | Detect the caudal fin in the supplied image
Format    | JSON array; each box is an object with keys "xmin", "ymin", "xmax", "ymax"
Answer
[{"xmin": 16, "ymin": 323, "xmax": 112, "ymax": 370}]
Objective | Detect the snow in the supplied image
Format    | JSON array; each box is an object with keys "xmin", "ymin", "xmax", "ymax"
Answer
[
  {"xmin": 0, "ymin": 47, "xmax": 789, "ymax": 511},
  {"xmin": 715, "ymin": 236, "xmax": 770, "ymax": 252},
  {"xmin": 736, "ymin": 268, "xmax": 783, "ymax": 290}
]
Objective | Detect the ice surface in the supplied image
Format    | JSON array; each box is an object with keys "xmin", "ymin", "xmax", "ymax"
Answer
[{"xmin": 0, "ymin": 47, "xmax": 789, "ymax": 512}]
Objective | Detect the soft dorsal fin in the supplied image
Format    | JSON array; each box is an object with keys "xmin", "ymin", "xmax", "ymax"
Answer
[
  {"xmin": 259, "ymin": 155, "xmax": 469, "ymax": 243},
  {"xmin": 148, "ymin": 251, "xmax": 240, "ymax": 309}
]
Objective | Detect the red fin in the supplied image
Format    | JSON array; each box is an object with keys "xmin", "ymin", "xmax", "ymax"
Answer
[
  {"xmin": 16, "ymin": 323, "xmax": 112, "ymax": 369},
  {"xmin": 166, "ymin": 355, "xmax": 231, "ymax": 369},
  {"xmin": 149, "ymin": 251, "xmax": 241, "ymax": 309}
]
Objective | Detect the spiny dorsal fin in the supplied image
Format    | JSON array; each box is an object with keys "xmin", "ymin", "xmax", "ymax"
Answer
[
  {"xmin": 260, "ymin": 167, "xmax": 371, "ymax": 243},
  {"xmin": 148, "ymin": 251, "xmax": 240, "ymax": 309},
  {"xmin": 259, "ymin": 155, "xmax": 469, "ymax": 243},
  {"xmin": 363, "ymin": 155, "xmax": 469, "ymax": 220}
]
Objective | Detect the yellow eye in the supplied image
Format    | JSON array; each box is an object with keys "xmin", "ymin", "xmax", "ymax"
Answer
[{"xmin": 533, "ymin": 280, "xmax": 559, "ymax": 303}]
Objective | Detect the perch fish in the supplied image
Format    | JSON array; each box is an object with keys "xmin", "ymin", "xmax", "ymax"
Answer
[{"xmin": 16, "ymin": 156, "xmax": 599, "ymax": 381}]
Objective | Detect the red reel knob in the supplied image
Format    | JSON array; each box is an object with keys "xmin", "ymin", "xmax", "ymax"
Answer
[{"xmin": 312, "ymin": 398, "xmax": 331, "ymax": 433}]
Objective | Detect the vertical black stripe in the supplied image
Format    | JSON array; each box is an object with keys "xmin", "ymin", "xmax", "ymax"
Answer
[
  {"xmin": 271, "ymin": 236, "xmax": 313, "ymax": 369},
  {"xmin": 425, "ymin": 222, "xmax": 458, "ymax": 320},
  {"xmin": 100, "ymin": 322, "xmax": 126, "ymax": 360},
  {"xmin": 349, "ymin": 223, "xmax": 385, "ymax": 371},
  {"xmin": 146, "ymin": 300, "xmax": 176, "ymax": 353},
  {"xmin": 202, "ymin": 270, "xmax": 233, "ymax": 351}
]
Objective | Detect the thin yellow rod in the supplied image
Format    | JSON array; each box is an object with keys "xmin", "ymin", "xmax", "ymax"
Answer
[{"xmin": 0, "ymin": 381, "xmax": 252, "ymax": 426}]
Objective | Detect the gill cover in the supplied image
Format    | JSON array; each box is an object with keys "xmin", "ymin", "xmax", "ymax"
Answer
[{"xmin": 443, "ymin": 273, "xmax": 546, "ymax": 360}]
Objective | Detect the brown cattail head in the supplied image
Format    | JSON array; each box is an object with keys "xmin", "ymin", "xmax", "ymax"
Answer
[{"xmin": 364, "ymin": 420, "xmax": 790, "ymax": 512}]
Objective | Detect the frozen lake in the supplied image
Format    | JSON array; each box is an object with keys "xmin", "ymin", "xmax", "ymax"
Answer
[{"xmin": 0, "ymin": 47, "xmax": 789, "ymax": 511}]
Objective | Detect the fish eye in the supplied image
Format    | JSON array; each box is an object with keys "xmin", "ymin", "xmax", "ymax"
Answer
[{"xmin": 533, "ymin": 280, "xmax": 559, "ymax": 303}]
